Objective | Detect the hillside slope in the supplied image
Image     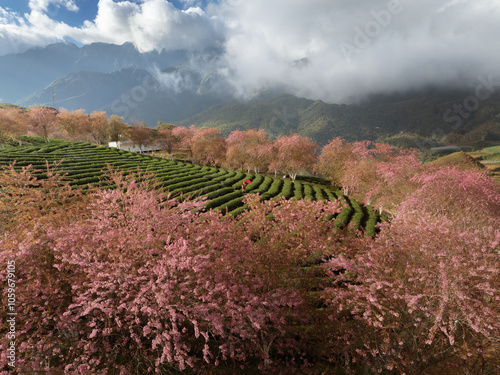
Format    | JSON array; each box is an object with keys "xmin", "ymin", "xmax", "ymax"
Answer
[
  {"xmin": 178, "ymin": 90, "xmax": 500, "ymax": 145},
  {"xmin": 0, "ymin": 137, "xmax": 382, "ymax": 235},
  {"xmin": 0, "ymin": 42, "xmax": 188, "ymax": 103},
  {"xmin": 17, "ymin": 68, "xmax": 152, "ymax": 111}
]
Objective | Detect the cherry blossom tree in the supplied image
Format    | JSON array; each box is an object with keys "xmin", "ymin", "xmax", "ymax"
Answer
[
  {"xmin": 368, "ymin": 148, "xmax": 422, "ymax": 213},
  {"xmin": 172, "ymin": 126, "xmax": 197, "ymax": 161},
  {"xmin": 226, "ymin": 129, "xmax": 270, "ymax": 172},
  {"xmin": 126, "ymin": 121, "xmax": 155, "ymax": 153},
  {"xmin": 269, "ymin": 134, "xmax": 318, "ymax": 180},
  {"xmin": 57, "ymin": 108, "xmax": 90, "ymax": 142},
  {"xmin": 0, "ymin": 168, "xmax": 346, "ymax": 373},
  {"xmin": 316, "ymin": 138, "xmax": 421, "ymax": 211},
  {"xmin": 226, "ymin": 130, "xmax": 249, "ymax": 170},
  {"xmin": 191, "ymin": 127, "xmax": 226, "ymax": 166},
  {"xmin": 1, "ymin": 162, "xmax": 498, "ymax": 374},
  {"xmin": 399, "ymin": 166, "xmax": 500, "ymax": 227},
  {"xmin": 155, "ymin": 124, "xmax": 179, "ymax": 160},
  {"xmin": 0, "ymin": 107, "xmax": 27, "ymax": 146},
  {"xmin": 108, "ymin": 115, "xmax": 128, "ymax": 143},
  {"xmin": 28, "ymin": 106, "xmax": 58, "ymax": 141},
  {"xmin": 323, "ymin": 170, "xmax": 500, "ymax": 373},
  {"xmin": 315, "ymin": 137, "xmax": 352, "ymax": 188},
  {"xmin": 87, "ymin": 111, "xmax": 110, "ymax": 145}
]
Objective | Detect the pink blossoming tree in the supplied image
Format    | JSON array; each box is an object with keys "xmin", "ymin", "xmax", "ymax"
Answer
[{"xmin": 269, "ymin": 134, "xmax": 318, "ymax": 180}]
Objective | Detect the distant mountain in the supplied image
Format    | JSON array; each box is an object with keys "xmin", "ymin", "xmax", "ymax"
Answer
[
  {"xmin": 178, "ymin": 90, "xmax": 500, "ymax": 145},
  {"xmin": 0, "ymin": 42, "xmax": 189, "ymax": 103},
  {"xmin": 17, "ymin": 68, "xmax": 152, "ymax": 111},
  {"xmin": 18, "ymin": 54, "xmax": 234, "ymax": 123},
  {"xmin": 2, "ymin": 42, "xmax": 499, "ymax": 146}
]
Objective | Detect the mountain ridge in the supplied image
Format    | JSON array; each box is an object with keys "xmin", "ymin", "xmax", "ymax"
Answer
[
  {"xmin": 0, "ymin": 42, "xmax": 189, "ymax": 103},
  {"xmin": 177, "ymin": 91, "xmax": 500, "ymax": 146},
  {"xmin": 2, "ymin": 42, "xmax": 499, "ymax": 147}
]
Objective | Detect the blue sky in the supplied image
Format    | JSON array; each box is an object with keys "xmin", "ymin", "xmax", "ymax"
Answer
[
  {"xmin": 0, "ymin": 0, "xmax": 210, "ymax": 27},
  {"xmin": 2, "ymin": 0, "xmax": 96, "ymax": 27}
]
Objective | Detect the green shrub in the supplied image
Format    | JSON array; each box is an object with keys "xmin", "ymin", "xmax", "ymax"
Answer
[
  {"xmin": 313, "ymin": 186, "xmax": 325, "ymax": 201},
  {"xmin": 232, "ymin": 173, "xmax": 253, "ymax": 189},
  {"xmin": 170, "ymin": 171, "xmax": 228, "ymax": 196},
  {"xmin": 334, "ymin": 206, "xmax": 354, "ymax": 228},
  {"xmin": 216, "ymin": 197, "xmax": 245, "ymax": 213},
  {"xmin": 205, "ymin": 187, "xmax": 234, "ymax": 199},
  {"xmin": 221, "ymin": 171, "xmax": 245, "ymax": 186},
  {"xmin": 259, "ymin": 179, "xmax": 283, "ymax": 201},
  {"xmin": 253, "ymin": 176, "xmax": 273, "ymax": 194},
  {"xmin": 348, "ymin": 196, "xmax": 363, "ymax": 213},
  {"xmin": 229, "ymin": 204, "xmax": 249, "ymax": 217},
  {"xmin": 293, "ymin": 181, "xmax": 303, "ymax": 199},
  {"xmin": 245, "ymin": 174, "xmax": 264, "ymax": 192},
  {"xmin": 66, "ymin": 171, "xmax": 103, "ymax": 180},
  {"xmin": 158, "ymin": 171, "xmax": 209, "ymax": 189},
  {"xmin": 350, "ymin": 212, "xmax": 364, "ymax": 231},
  {"xmin": 365, "ymin": 217, "xmax": 378, "ymax": 237},
  {"xmin": 303, "ymin": 184, "xmax": 314, "ymax": 200},
  {"xmin": 70, "ymin": 176, "xmax": 102, "ymax": 186},
  {"xmin": 279, "ymin": 180, "xmax": 294, "ymax": 199},
  {"xmin": 205, "ymin": 191, "xmax": 243, "ymax": 210},
  {"xmin": 165, "ymin": 177, "xmax": 211, "ymax": 192},
  {"xmin": 295, "ymin": 175, "xmax": 331, "ymax": 185},
  {"xmin": 324, "ymin": 189, "xmax": 337, "ymax": 202}
]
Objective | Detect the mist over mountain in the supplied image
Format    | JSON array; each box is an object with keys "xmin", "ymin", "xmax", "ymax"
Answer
[
  {"xmin": 0, "ymin": 42, "xmax": 189, "ymax": 103},
  {"xmin": 1, "ymin": 39, "xmax": 499, "ymax": 147},
  {"xmin": 17, "ymin": 68, "xmax": 153, "ymax": 110},
  {"xmin": 2, "ymin": 1, "xmax": 500, "ymax": 104},
  {"xmin": 8, "ymin": 42, "xmax": 234, "ymax": 123}
]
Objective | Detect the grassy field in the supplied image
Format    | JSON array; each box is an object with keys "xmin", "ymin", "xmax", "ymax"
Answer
[{"xmin": 0, "ymin": 136, "xmax": 382, "ymax": 235}]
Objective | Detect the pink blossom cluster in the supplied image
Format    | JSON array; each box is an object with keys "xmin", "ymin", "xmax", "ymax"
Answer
[
  {"xmin": 323, "ymin": 167, "xmax": 500, "ymax": 374},
  {"xmin": 0, "ymin": 169, "xmax": 344, "ymax": 374},
  {"xmin": 1, "ymin": 165, "xmax": 499, "ymax": 374}
]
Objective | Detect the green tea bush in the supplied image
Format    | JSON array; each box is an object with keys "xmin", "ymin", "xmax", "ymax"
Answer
[
  {"xmin": 324, "ymin": 189, "xmax": 337, "ymax": 202},
  {"xmin": 245, "ymin": 174, "xmax": 264, "ymax": 192},
  {"xmin": 293, "ymin": 181, "xmax": 303, "ymax": 199},
  {"xmin": 279, "ymin": 180, "xmax": 294, "ymax": 199},
  {"xmin": 334, "ymin": 205, "xmax": 353, "ymax": 228},
  {"xmin": 70, "ymin": 176, "xmax": 102, "ymax": 186},
  {"xmin": 205, "ymin": 191, "xmax": 243, "ymax": 210},
  {"xmin": 253, "ymin": 176, "xmax": 273, "ymax": 194},
  {"xmin": 350, "ymin": 211, "xmax": 364, "ymax": 230},
  {"xmin": 216, "ymin": 196, "xmax": 245, "ymax": 213},
  {"xmin": 303, "ymin": 184, "xmax": 314, "ymax": 200},
  {"xmin": 229, "ymin": 204, "xmax": 249, "ymax": 216},
  {"xmin": 232, "ymin": 173, "xmax": 253, "ymax": 189},
  {"xmin": 313, "ymin": 186, "xmax": 325, "ymax": 201},
  {"xmin": 165, "ymin": 177, "xmax": 211, "ymax": 192},
  {"xmin": 205, "ymin": 186, "xmax": 234, "ymax": 199},
  {"xmin": 259, "ymin": 179, "xmax": 283, "ymax": 201}
]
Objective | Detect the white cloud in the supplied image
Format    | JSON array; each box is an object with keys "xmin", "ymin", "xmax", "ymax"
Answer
[
  {"xmin": 28, "ymin": 0, "xmax": 79, "ymax": 13},
  {"xmin": 0, "ymin": 0, "xmax": 499, "ymax": 103},
  {"xmin": 0, "ymin": 0, "xmax": 223, "ymax": 55},
  {"xmin": 214, "ymin": 0, "xmax": 500, "ymax": 102},
  {"xmin": 75, "ymin": 0, "xmax": 224, "ymax": 51}
]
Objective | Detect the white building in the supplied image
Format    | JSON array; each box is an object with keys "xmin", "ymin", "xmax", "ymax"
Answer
[{"xmin": 108, "ymin": 141, "xmax": 162, "ymax": 153}]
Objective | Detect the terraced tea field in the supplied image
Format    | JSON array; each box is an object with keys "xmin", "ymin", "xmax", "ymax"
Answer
[{"xmin": 0, "ymin": 138, "xmax": 382, "ymax": 235}]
